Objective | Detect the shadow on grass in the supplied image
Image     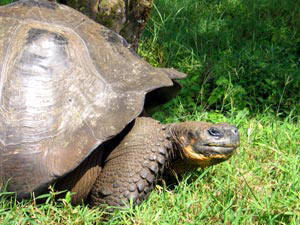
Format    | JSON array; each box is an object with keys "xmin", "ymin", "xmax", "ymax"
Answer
[{"xmin": 140, "ymin": 0, "xmax": 299, "ymax": 119}]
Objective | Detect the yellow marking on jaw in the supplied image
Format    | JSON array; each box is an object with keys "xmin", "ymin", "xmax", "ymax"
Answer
[
  {"xmin": 179, "ymin": 136, "xmax": 195, "ymax": 144},
  {"xmin": 179, "ymin": 136, "xmax": 185, "ymax": 143},
  {"xmin": 211, "ymin": 154, "xmax": 231, "ymax": 158},
  {"xmin": 183, "ymin": 145, "xmax": 231, "ymax": 168},
  {"xmin": 183, "ymin": 145, "xmax": 208, "ymax": 160}
]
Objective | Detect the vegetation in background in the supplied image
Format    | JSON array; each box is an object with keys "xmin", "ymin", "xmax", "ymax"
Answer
[
  {"xmin": 0, "ymin": 0, "xmax": 12, "ymax": 5},
  {"xmin": 0, "ymin": 0, "xmax": 299, "ymax": 224},
  {"xmin": 140, "ymin": 0, "xmax": 299, "ymax": 118}
]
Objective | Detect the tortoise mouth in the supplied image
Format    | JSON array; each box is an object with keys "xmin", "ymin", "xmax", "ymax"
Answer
[
  {"xmin": 195, "ymin": 143, "xmax": 239, "ymax": 155},
  {"xmin": 182, "ymin": 144, "xmax": 236, "ymax": 168},
  {"xmin": 182, "ymin": 143, "xmax": 239, "ymax": 162}
]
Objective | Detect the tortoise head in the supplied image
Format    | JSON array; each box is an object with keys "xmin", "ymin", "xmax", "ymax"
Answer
[{"xmin": 169, "ymin": 122, "xmax": 240, "ymax": 169}]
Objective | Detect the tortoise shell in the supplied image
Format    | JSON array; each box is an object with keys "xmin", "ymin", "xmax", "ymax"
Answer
[{"xmin": 0, "ymin": 0, "xmax": 185, "ymax": 197}]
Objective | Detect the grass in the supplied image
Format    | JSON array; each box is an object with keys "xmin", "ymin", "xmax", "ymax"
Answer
[
  {"xmin": 0, "ymin": 0, "xmax": 300, "ymax": 224},
  {"xmin": 139, "ymin": 0, "xmax": 299, "ymax": 117}
]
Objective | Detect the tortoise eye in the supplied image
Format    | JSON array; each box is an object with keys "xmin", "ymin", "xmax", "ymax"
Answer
[{"xmin": 207, "ymin": 128, "xmax": 223, "ymax": 138}]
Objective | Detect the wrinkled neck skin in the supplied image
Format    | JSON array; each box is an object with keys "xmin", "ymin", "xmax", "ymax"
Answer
[{"xmin": 164, "ymin": 123, "xmax": 203, "ymax": 175}]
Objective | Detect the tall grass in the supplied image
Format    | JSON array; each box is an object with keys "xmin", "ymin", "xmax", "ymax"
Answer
[
  {"xmin": 140, "ymin": 0, "xmax": 299, "ymax": 118},
  {"xmin": 0, "ymin": 0, "xmax": 300, "ymax": 224}
]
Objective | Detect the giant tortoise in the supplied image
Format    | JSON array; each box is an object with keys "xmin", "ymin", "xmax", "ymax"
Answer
[{"xmin": 0, "ymin": 0, "xmax": 240, "ymax": 207}]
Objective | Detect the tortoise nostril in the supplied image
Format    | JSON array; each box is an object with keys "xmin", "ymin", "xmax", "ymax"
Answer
[{"xmin": 207, "ymin": 128, "xmax": 223, "ymax": 137}]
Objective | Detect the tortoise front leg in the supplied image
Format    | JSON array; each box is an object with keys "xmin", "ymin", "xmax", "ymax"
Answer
[{"xmin": 89, "ymin": 117, "xmax": 170, "ymax": 207}]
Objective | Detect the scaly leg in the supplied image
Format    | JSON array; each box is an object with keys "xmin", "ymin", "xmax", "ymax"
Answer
[{"xmin": 89, "ymin": 117, "xmax": 170, "ymax": 207}]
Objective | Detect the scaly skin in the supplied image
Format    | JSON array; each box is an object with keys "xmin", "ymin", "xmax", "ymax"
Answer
[
  {"xmin": 88, "ymin": 117, "xmax": 240, "ymax": 207},
  {"xmin": 89, "ymin": 117, "xmax": 170, "ymax": 207}
]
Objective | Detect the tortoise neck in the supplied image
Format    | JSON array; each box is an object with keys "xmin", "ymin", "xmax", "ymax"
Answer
[
  {"xmin": 165, "ymin": 124, "xmax": 190, "ymax": 173},
  {"xmin": 165, "ymin": 123, "xmax": 200, "ymax": 175}
]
